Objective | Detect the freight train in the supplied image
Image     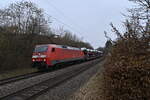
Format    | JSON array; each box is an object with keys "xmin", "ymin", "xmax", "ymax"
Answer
[{"xmin": 32, "ymin": 44, "xmax": 102, "ymax": 70}]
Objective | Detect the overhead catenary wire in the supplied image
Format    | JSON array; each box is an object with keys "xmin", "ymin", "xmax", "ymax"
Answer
[
  {"xmin": 43, "ymin": 0, "xmax": 89, "ymax": 39},
  {"xmin": 45, "ymin": 0, "xmax": 88, "ymax": 35},
  {"xmin": 45, "ymin": 13, "xmax": 85, "ymax": 37}
]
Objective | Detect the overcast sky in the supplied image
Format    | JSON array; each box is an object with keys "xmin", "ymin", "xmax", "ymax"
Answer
[{"xmin": 0, "ymin": 0, "xmax": 133, "ymax": 48}]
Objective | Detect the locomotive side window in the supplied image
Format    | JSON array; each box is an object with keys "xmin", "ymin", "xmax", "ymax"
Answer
[
  {"xmin": 62, "ymin": 45, "xmax": 67, "ymax": 48},
  {"xmin": 51, "ymin": 48, "xmax": 55, "ymax": 52}
]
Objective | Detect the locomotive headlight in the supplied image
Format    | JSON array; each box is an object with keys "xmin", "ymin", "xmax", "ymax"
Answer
[
  {"xmin": 32, "ymin": 59, "xmax": 35, "ymax": 62},
  {"xmin": 43, "ymin": 58, "xmax": 46, "ymax": 62}
]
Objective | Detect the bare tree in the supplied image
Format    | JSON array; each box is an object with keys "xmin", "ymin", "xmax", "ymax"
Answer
[
  {"xmin": 129, "ymin": 0, "xmax": 150, "ymax": 33},
  {"xmin": 0, "ymin": 1, "xmax": 50, "ymax": 35}
]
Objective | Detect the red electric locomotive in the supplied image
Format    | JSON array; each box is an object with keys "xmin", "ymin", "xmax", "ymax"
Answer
[{"xmin": 32, "ymin": 44, "xmax": 85, "ymax": 70}]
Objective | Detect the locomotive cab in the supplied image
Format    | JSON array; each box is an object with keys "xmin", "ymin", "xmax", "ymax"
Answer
[{"xmin": 32, "ymin": 45, "xmax": 50, "ymax": 69}]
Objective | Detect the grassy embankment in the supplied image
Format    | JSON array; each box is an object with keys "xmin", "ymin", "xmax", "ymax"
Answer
[{"xmin": 0, "ymin": 67, "xmax": 37, "ymax": 80}]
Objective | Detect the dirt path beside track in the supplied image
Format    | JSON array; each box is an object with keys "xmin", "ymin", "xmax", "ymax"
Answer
[{"xmin": 69, "ymin": 61, "xmax": 105, "ymax": 100}]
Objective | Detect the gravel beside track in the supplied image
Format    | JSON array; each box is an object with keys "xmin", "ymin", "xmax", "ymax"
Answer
[{"xmin": 0, "ymin": 59, "xmax": 101, "ymax": 100}]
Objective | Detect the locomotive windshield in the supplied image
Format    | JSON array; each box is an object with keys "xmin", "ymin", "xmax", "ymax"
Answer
[{"xmin": 34, "ymin": 46, "xmax": 48, "ymax": 53}]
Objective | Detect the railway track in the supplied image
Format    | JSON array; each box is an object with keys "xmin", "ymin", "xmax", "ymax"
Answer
[
  {"xmin": 0, "ymin": 60, "xmax": 83, "ymax": 86},
  {"xmin": 0, "ymin": 59, "xmax": 100, "ymax": 100},
  {"xmin": 0, "ymin": 58, "xmax": 96, "ymax": 86},
  {"xmin": 0, "ymin": 60, "xmax": 84, "ymax": 86}
]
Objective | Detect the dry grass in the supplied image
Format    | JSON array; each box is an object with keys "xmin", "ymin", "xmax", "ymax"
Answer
[{"xmin": 0, "ymin": 67, "xmax": 37, "ymax": 80}]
